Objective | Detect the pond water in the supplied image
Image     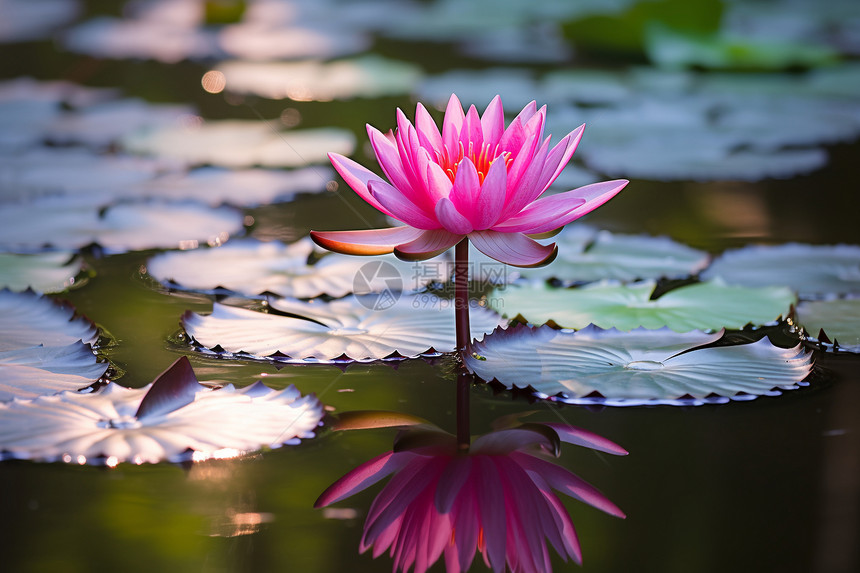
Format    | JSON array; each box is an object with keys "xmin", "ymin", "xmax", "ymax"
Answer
[{"xmin": 1, "ymin": 1, "xmax": 859, "ymax": 572}]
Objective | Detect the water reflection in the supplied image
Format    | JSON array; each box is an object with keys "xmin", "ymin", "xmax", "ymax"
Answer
[{"xmin": 316, "ymin": 414, "xmax": 626, "ymax": 572}]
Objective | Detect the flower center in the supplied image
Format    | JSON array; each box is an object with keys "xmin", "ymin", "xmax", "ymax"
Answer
[{"xmin": 440, "ymin": 141, "xmax": 511, "ymax": 185}]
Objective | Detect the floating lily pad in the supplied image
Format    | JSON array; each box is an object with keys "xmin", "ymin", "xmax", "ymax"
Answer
[
  {"xmin": 465, "ymin": 324, "xmax": 813, "ymax": 406},
  {"xmin": 0, "ymin": 357, "xmax": 324, "ymax": 465},
  {"xmin": 0, "ymin": 341, "xmax": 107, "ymax": 402},
  {"xmin": 0, "ymin": 289, "xmax": 98, "ymax": 351},
  {"xmin": 122, "ymin": 121, "xmax": 355, "ymax": 168},
  {"xmin": 216, "ymin": 56, "xmax": 422, "ymax": 101},
  {"xmin": 217, "ymin": 21, "xmax": 369, "ymax": 61},
  {"xmin": 0, "ymin": 0, "xmax": 80, "ymax": 43},
  {"xmin": 0, "ymin": 252, "xmax": 84, "ymax": 293},
  {"xmin": 135, "ymin": 166, "xmax": 332, "ymax": 207},
  {"xmin": 0, "ymin": 197, "xmax": 245, "ymax": 254},
  {"xmin": 182, "ymin": 294, "xmax": 505, "ymax": 363},
  {"xmin": 519, "ymin": 226, "xmax": 710, "ymax": 283},
  {"xmin": 490, "ymin": 280, "xmax": 795, "ymax": 332},
  {"xmin": 147, "ymin": 237, "xmax": 449, "ymax": 299},
  {"xmin": 797, "ymin": 298, "xmax": 860, "ymax": 353},
  {"xmin": 701, "ymin": 243, "xmax": 860, "ymax": 298},
  {"xmin": 45, "ymin": 98, "xmax": 195, "ymax": 148}
]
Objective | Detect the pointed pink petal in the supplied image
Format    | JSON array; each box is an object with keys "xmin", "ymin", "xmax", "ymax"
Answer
[
  {"xmin": 515, "ymin": 452, "xmax": 626, "ymax": 518},
  {"xmin": 435, "ymin": 197, "xmax": 474, "ymax": 235},
  {"xmin": 469, "ymin": 230, "xmax": 557, "ymax": 267},
  {"xmin": 423, "ymin": 153, "xmax": 454, "ymax": 202},
  {"xmin": 394, "ymin": 228, "xmax": 463, "ymax": 260},
  {"xmin": 368, "ymin": 125, "xmax": 412, "ymax": 194},
  {"xmin": 135, "ymin": 356, "xmax": 204, "ymax": 420},
  {"xmin": 536, "ymin": 484, "xmax": 582, "ymax": 564},
  {"xmin": 449, "ymin": 156, "xmax": 481, "ymax": 215},
  {"xmin": 480, "ymin": 95, "xmax": 504, "ymax": 144},
  {"xmin": 311, "ymin": 226, "xmax": 425, "ymax": 256},
  {"xmin": 535, "ymin": 124, "xmax": 584, "ymax": 193},
  {"xmin": 501, "ymin": 135, "xmax": 551, "ymax": 220},
  {"xmin": 435, "ymin": 456, "xmax": 472, "ymax": 514},
  {"xmin": 459, "ymin": 105, "xmax": 484, "ymax": 151},
  {"xmin": 544, "ymin": 423, "xmax": 628, "ymax": 456},
  {"xmin": 494, "ymin": 179, "xmax": 628, "ymax": 234},
  {"xmin": 369, "ymin": 180, "xmax": 439, "ymax": 229},
  {"xmin": 442, "ymin": 94, "xmax": 465, "ymax": 155},
  {"xmin": 415, "ymin": 101, "xmax": 443, "ymax": 153},
  {"xmin": 328, "ymin": 152, "xmax": 391, "ymax": 216},
  {"xmin": 472, "ymin": 158, "xmax": 506, "ymax": 230},
  {"xmin": 315, "ymin": 451, "xmax": 409, "ymax": 507}
]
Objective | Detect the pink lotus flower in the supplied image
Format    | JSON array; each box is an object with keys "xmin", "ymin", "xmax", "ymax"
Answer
[
  {"xmin": 315, "ymin": 423, "xmax": 627, "ymax": 573},
  {"xmin": 311, "ymin": 95, "xmax": 628, "ymax": 267}
]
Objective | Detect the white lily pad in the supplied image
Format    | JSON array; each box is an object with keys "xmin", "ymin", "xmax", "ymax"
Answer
[
  {"xmin": 217, "ymin": 21, "xmax": 369, "ymax": 61},
  {"xmin": 45, "ymin": 98, "xmax": 195, "ymax": 148},
  {"xmin": 701, "ymin": 243, "xmax": 860, "ymax": 298},
  {"xmin": 147, "ymin": 237, "xmax": 450, "ymax": 299},
  {"xmin": 520, "ymin": 226, "xmax": 710, "ymax": 283},
  {"xmin": 216, "ymin": 55, "xmax": 422, "ymax": 101},
  {"xmin": 134, "ymin": 166, "xmax": 332, "ymax": 207},
  {"xmin": 0, "ymin": 289, "xmax": 98, "ymax": 351},
  {"xmin": 122, "ymin": 120, "xmax": 355, "ymax": 168},
  {"xmin": 0, "ymin": 252, "xmax": 84, "ymax": 293},
  {"xmin": 0, "ymin": 341, "xmax": 107, "ymax": 402},
  {"xmin": 182, "ymin": 294, "xmax": 506, "ymax": 363},
  {"xmin": 465, "ymin": 324, "xmax": 813, "ymax": 406},
  {"xmin": 490, "ymin": 280, "xmax": 796, "ymax": 332},
  {"xmin": 0, "ymin": 197, "xmax": 245, "ymax": 254},
  {"xmin": 0, "ymin": 357, "xmax": 324, "ymax": 465},
  {"xmin": 797, "ymin": 298, "xmax": 860, "ymax": 353},
  {"xmin": 0, "ymin": 0, "xmax": 80, "ymax": 43}
]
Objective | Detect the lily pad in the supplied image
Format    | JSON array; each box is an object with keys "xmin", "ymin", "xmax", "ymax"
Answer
[
  {"xmin": 147, "ymin": 237, "xmax": 450, "ymax": 299},
  {"xmin": 0, "ymin": 252, "xmax": 84, "ymax": 293},
  {"xmin": 122, "ymin": 121, "xmax": 355, "ymax": 168},
  {"xmin": 701, "ymin": 243, "xmax": 860, "ymax": 298},
  {"xmin": 216, "ymin": 55, "xmax": 422, "ymax": 101},
  {"xmin": 489, "ymin": 280, "xmax": 795, "ymax": 332},
  {"xmin": 0, "ymin": 0, "xmax": 80, "ymax": 43},
  {"xmin": 134, "ymin": 166, "xmax": 332, "ymax": 207},
  {"xmin": 182, "ymin": 294, "xmax": 505, "ymax": 363},
  {"xmin": 0, "ymin": 289, "xmax": 98, "ymax": 351},
  {"xmin": 797, "ymin": 298, "xmax": 860, "ymax": 353},
  {"xmin": 465, "ymin": 324, "xmax": 813, "ymax": 406},
  {"xmin": 0, "ymin": 197, "xmax": 245, "ymax": 254},
  {"xmin": 0, "ymin": 357, "xmax": 324, "ymax": 465},
  {"xmin": 519, "ymin": 226, "xmax": 710, "ymax": 283},
  {"xmin": 0, "ymin": 341, "xmax": 107, "ymax": 402}
]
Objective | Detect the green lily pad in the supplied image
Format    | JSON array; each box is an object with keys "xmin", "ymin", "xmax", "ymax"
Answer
[
  {"xmin": 489, "ymin": 279, "xmax": 795, "ymax": 332},
  {"xmin": 466, "ymin": 324, "xmax": 813, "ymax": 406},
  {"xmin": 702, "ymin": 243, "xmax": 860, "ymax": 298},
  {"xmin": 797, "ymin": 298, "xmax": 860, "ymax": 352},
  {"xmin": 0, "ymin": 252, "xmax": 85, "ymax": 293}
]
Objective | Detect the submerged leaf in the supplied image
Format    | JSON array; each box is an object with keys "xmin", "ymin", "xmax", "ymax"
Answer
[
  {"xmin": 797, "ymin": 298, "xmax": 860, "ymax": 353},
  {"xmin": 182, "ymin": 294, "xmax": 505, "ymax": 362},
  {"xmin": 490, "ymin": 280, "xmax": 795, "ymax": 332},
  {"xmin": 0, "ymin": 365, "xmax": 324, "ymax": 465},
  {"xmin": 702, "ymin": 243, "xmax": 860, "ymax": 298},
  {"xmin": 466, "ymin": 324, "xmax": 813, "ymax": 406}
]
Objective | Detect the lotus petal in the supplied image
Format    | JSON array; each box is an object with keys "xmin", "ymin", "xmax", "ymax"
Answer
[
  {"xmin": 702, "ymin": 243, "xmax": 860, "ymax": 298},
  {"xmin": 146, "ymin": 237, "xmax": 450, "ymax": 299},
  {"xmin": 182, "ymin": 294, "xmax": 506, "ymax": 362},
  {"xmin": 491, "ymin": 279, "xmax": 795, "ymax": 332},
  {"xmin": 466, "ymin": 324, "xmax": 813, "ymax": 405},
  {"xmin": 0, "ymin": 358, "xmax": 324, "ymax": 465}
]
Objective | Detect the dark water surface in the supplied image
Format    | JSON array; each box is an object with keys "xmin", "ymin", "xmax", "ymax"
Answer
[{"xmin": 1, "ymin": 1, "xmax": 859, "ymax": 572}]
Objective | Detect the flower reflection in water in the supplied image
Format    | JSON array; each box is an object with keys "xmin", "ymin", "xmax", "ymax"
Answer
[{"xmin": 316, "ymin": 418, "xmax": 626, "ymax": 573}]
